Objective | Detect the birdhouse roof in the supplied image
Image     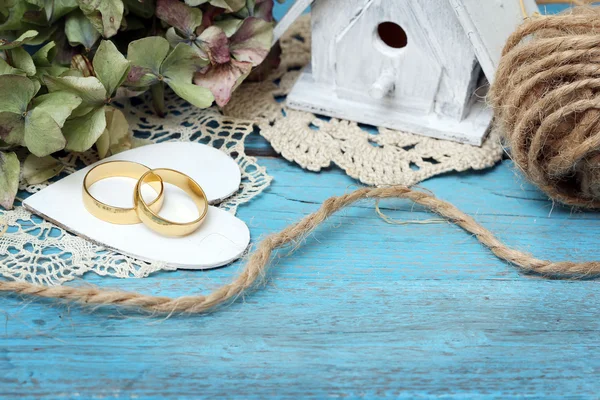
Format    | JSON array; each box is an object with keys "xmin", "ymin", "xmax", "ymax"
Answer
[{"xmin": 273, "ymin": 0, "xmax": 538, "ymax": 82}]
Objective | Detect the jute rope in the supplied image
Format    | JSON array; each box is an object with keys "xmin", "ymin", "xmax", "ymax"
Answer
[
  {"xmin": 1, "ymin": 186, "xmax": 597, "ymax": 315},
  {"xmin": 490, "ymin": 5, "xmax": 600, "ymax": 207}
]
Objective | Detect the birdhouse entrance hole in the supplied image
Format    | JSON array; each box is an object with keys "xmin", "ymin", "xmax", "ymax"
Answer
[{"xmin": 377, "ymin": 22, "xmax": 408, "ymax": 49}]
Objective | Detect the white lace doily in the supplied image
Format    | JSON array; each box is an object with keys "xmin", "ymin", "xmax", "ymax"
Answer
[
  {"xmin": 0, "ymin": 93, "xmax": 272, "ymax": 285},
  {"xmin": 225, "ymin": 15, "xmax": 504, "ymax": 187}
]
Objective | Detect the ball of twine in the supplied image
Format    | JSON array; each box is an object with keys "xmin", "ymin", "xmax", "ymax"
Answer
[{"xmin": 490, "ymin": 6, "xmax": 600, "ymax": 207}]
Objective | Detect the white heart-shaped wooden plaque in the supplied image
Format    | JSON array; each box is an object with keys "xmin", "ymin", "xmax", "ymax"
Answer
[{"xmin": 23, "ymin": 142, "xmax": 250, "ymax": 269}]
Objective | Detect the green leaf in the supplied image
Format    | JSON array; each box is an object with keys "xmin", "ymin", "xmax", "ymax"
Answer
[
  {"xmin": 65, "ymin": 9, "xmax": 101, "ymax": 49},
  {"xmin": 0, "ymin": 2, "xmax": 30, "ymax": 31},
  {"xmin": 209, "ymin": 0, "xmax": 245, "ymax": 12},
  {"xmin": 124, "ymin": 65, "xmax": 158, "ymax": 87},
  {"xmin": 95, "ymin": 125, "xmax": 109, "ymax": 158},
  {"xmin": 0, "ymin": 57, "xmax": 24, "ymax": 76},
  {"xmin": 167, "ymin": 79, "xmax": 214, "ymax": 109},
  {"xmin": 0, "ymin": 30, "xmax": 38, "ymax": 49},
  {"xmin": 165, "ymin": 27, "xmax": 189, "ymax": 48},
  {"xmin": 20, "ymin": 25, "xmax": 57, "ymax": 46},
  {"xmin": 115, "ymin": 85, "xmax": 148, "ymax": 98},
  {"xmin": 47, "ymin": 0, "xmax": 79, "ymax": 22},
  {"xmin": 60, "ymin": 69, "xmax": 85, "ymax": 78},
  {"xmin": 36, "ymin": 64, "xmax": 69, "ymax": 79},
  {"xmin": 9, "ymin": 47, "xmax": 36, "ymax": 76},
  {"xmin": 156, "ymin": 0, "xmax": 203, "ymax": 35},
  {"xmin": 0, "ymin": 151, "xmax": 19, "ymax": 210},
  {"xmin": 161, "ymin": 42, "xmax": 206, "ymax": 82},
  {"xmin": 127, "ymin": 36, "xmax": 170, "ymax": 74},
  {"xmin": 196, "ymin": 25, "xmax": 230, "ymax": 64},
  {"xmin": 0, "ymin": 75, "xmax": 36, "ymax": 114},
  {"xmin": 238, "ymin": 0, "xmax": 275, "ymax": 21},
  {"xmin": 31, "ymin": 41, "xmax": 56, "ymax": 65},
  {"xmin": 32, "ymin": 79, "xmax": 41, "ymax": 96},
  {"xmin": 229, "ymin": 17, "xmax": 272, "ymax": 66},
  {"xmin": 213, "ymin": 18, "xmax": 244, "ymax": 37},
  {"xmin": 31, "ymin": 91, "xmax": 82, "ymax": 127},
  {"xmin": 150, "ymin": 81, "xmax": 166, "ymax": 117},
  {"xmin": 25, "ymin": 0, "xmax": 45, "ymax": 7},
  {"xmin": 44, "ymin": 75, "xmax": 106, "ymax": 105},
  {"xmin": 0, "ymin": 112, "xmax": 25, "ymax": 145},
  {"xmin": 93, "ymin": 40, "xmax": 130, "ymax": 96},
  {"xmin": 32, "ymin": 44, "xmax": 69, "ymax": 78},
  {"xmin": 63, "ymin": 106, "xmax": 106, "ymax": 151},
  {"xmin": 20, "ymin": 2, "xmax": 48, "ymax": 25},
  {"xmin": 193, "ymin": 58, "xmax": 251, "ymax": 106},
  {"xmin": 24, "ymin": 108, "xmax": 66, "ymax": 156},
  {"xmin": 96, "ymin": 107, "xmax": 130, "ymax": 158},
  {"xmin": 77, "ymin": 0, "xmax": 125, "ymax": 38},
  {"xmin": 22, "ymin": 154, "xmax": 64, "ymax": 185},
  {"xmin": 184, "ymin": 0, "xmax": 208, "ymax": 5}
]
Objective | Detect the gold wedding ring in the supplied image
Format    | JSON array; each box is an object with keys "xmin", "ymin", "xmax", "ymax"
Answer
[
  {"xmin": 134, "ymin": 168, "xmax": 208, "ymax": 237},
  {"xmin": 83, "ymin": 161, "xmax": 165, "ymax": 224}
]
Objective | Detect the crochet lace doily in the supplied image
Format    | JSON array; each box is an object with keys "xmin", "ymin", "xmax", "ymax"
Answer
[
  {"xmin": 0, "ymin": 93, "xmax": 271, "ymax": 285},
  {"xmin": 225, "ymin": 15, "xmax": 504, "ymax": 187}
]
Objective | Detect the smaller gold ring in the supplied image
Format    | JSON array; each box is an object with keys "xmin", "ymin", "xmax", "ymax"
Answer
[
  {"xmin": 134, "ymin": 168, "xmax": 208, "ymax": 237},
  {"xmin": 83, "ymin": 161, "xmax": 165, "ymax": 225}
]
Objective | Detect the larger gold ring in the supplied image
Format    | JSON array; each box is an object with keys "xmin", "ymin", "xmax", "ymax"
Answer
[
  {"xmin": 83, "ymin": 161, "xmax": 165, "ymax": 224},
  {"xmin": 134, "ymin": 168, "xmax": 209, "ymax": 237}
]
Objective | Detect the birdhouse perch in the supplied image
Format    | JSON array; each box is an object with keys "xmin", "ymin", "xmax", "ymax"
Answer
[{"xmin": 274, "ymin": 0, "xmax": 538, "ymax": 146}]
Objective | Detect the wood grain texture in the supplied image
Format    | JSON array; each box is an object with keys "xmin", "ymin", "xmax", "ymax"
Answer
[{"xmin": 3, "ymin": 154, "xmax": 600, "ymax": 398}]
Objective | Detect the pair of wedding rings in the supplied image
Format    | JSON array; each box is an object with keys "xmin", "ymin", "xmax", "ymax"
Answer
[{"xmin": 82, "ymin": 161, "xmax": 208, "ymax": 237}]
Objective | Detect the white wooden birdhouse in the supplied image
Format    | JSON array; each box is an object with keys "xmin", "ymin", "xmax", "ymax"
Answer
[{"xmin": 274, "ymin": 0, "xmax": 538, "ymax": 145}]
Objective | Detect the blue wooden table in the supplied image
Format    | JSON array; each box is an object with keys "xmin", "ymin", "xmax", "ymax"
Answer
[
  {"xmin": 4, "ymin": 146, "xmax": 600, "ymax": 398},
  {"xmin": 3, "ymin": 3, "xmax": 598, "ymax": 399}
]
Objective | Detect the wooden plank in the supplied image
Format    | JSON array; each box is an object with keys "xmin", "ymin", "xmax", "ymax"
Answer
[
  {"xmin": 3, "ymin": 279, "xmax": 600, "ymax": 398},
  {"xmin": 3, "ymin": 158, "xmax": 600, "ymax": 397}
]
